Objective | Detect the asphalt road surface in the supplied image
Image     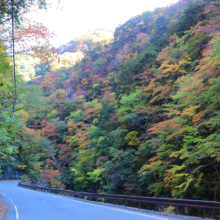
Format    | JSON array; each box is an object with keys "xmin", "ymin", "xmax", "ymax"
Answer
[{"xmin": 0, "ymin": 181, "xmax": 192, "ymax": 220}]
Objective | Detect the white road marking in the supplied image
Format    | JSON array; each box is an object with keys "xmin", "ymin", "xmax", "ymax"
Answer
[
  {"xmin": 72, "ymin": 200, "xmax": 168, "ymax": 220},
  {"xmin": 0, "ymin": 192, "xmax": 19, "ymax": 220},
  {"xmin": 15, "ymin": 205, "xmax": 19, "ymax": 220},
  {"xmin": 17, "ymin": 187, "xmax": 169, "ymax": 220},
  {"xmin": 52, "ymin": 195, "xmax": 168, "ymax": 220},
  {"xmin": 107, "ymin": 208, "xmax": 168, "ymax": 220}
]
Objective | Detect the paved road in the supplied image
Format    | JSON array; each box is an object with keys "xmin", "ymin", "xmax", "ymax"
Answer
[{"xmin": 0, "ymin": 181, "xmax": 191, "ymax": 220}]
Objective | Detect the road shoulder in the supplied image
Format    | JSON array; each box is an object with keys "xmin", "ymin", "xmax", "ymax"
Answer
[
  {"xmin": 0, "ymin": 193, "xmax": 17, "ymax": 220},
  {"xmin": 0, "ymin": 194, "xmax": 8, "ymax": 220}
]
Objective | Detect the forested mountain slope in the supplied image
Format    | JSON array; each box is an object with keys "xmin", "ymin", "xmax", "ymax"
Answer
[
  {"xmin": 12, "ymin": 0, "xmax": 220, "ymax": 207},
  {"xmin": 0, "ymin": 0, "xmax": 57, "ymax": 179}
]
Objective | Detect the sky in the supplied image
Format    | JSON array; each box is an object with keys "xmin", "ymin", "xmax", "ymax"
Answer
[{"xmin": 28, "ymin": 0, "xmax": 179, "ymax": 47}]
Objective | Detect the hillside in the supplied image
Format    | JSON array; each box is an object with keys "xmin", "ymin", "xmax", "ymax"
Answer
[{"xmin": 9, "ymin": 0, "xmax": 220, "ymax": 212}]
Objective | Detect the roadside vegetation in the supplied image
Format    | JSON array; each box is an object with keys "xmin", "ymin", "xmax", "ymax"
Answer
[{"xmin": 1, "ymin": 1, "xmax": 220, "ymax": 217}]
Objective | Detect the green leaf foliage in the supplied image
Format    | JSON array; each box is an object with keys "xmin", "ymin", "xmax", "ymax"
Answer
[{"xmin": 8, "ymin": 2, "xmax": 220, "ymax": 216}]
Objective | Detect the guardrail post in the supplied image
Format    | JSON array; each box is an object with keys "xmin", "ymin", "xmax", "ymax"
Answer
[
  {"xmin": 125, "ymin": 201, "xmax": 127, "ymax": 207},
  {"xmin": 104, "ymin": 198, "xmax": 106, "ymax": 203},
  {"xmin": 114, "ymin": 200, "xmax": 116, "ymax": 205},
  {"xmin": 138, "ymin": 202, "xmax": 140, "ymax": 209},
  {"xmin": 155, "ymin": 204, "xmax": 157, "ymax": 213},
  {"xmin": 175, "ymin": 206, "xmax": 178, "ymax": 215},
  {"xmin": 202, "ymin": 209, "xmax": 206, "ymax": 219}
]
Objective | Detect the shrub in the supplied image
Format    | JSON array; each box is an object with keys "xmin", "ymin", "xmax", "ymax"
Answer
[{"xmin": 21, "ymin": 174, "xmax": 29, "ymax": 183}]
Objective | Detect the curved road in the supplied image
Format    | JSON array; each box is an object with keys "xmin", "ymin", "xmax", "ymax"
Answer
[{"xmin": 0, "ymin": 181, "xmax": 190, "ymax": 220}]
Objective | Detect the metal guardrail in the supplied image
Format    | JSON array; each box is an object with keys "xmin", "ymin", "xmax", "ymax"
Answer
[{"xmin": 18, "ymin": 182, "xmax": 220, "ymax": 219}]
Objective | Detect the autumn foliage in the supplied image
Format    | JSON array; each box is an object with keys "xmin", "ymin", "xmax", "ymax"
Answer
[{"xmin": 15, "ymin": 2, "xmax": 220, "ymax": 218}]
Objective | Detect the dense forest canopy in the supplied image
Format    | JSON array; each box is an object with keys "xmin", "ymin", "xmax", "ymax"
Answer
[{"xmin": 1, "ymin": 0, "xmax": 220, "ymax": 217}]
